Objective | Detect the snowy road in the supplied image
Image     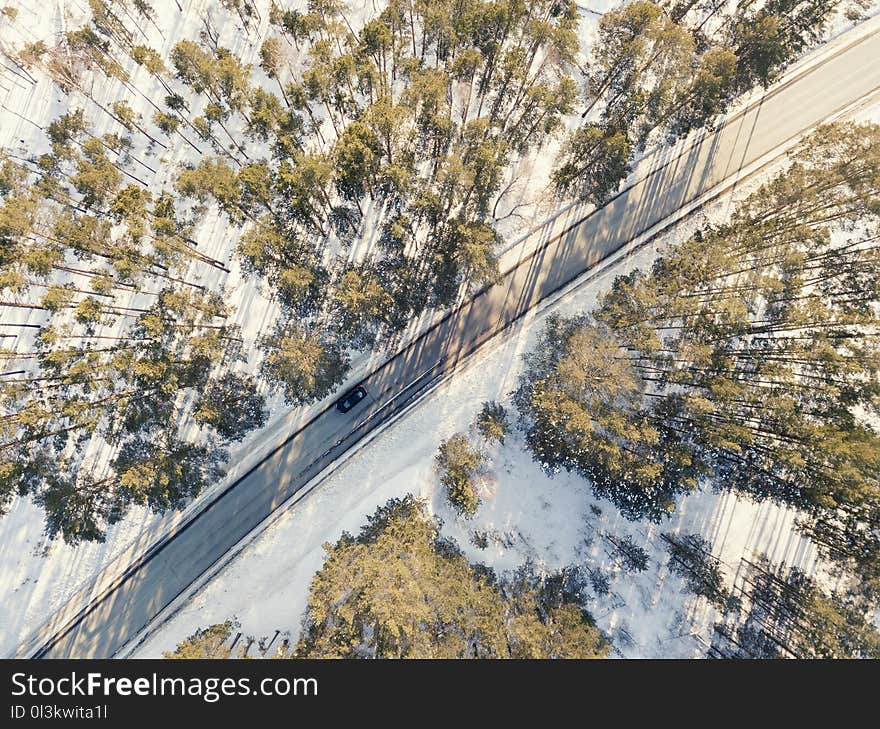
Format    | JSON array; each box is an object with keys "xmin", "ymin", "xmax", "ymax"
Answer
[{"xmin": 19, "ymin": 22, "xmax": 880, "ymax": 658}]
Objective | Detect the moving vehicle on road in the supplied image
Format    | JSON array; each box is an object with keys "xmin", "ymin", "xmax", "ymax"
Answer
[{"xmin": 336, "ymin": 385, "xmax": 368, "ymax": 413}]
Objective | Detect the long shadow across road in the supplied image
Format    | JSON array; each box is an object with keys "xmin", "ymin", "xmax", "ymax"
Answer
[{"xmin": 21, "ymin": 24, "xmax": 880, "ymax": 658}]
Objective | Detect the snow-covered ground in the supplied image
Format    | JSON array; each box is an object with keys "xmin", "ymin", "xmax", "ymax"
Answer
[
  {"xmin": 132, "ymin": 94, "xmax": 880, "ymax": 658},
  {"xmin": 1, "ymin": 0, "xmax": 878, "ymax": 658}
]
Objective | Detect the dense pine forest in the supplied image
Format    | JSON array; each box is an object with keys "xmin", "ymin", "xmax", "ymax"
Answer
[
  {"xmin": 512, "ymin": 122, "xmax": 880, "ymax": 655},
  {"xmin": 516, "ymin": 123, "xmax": 880, "ymax": 586},
  {"xmin": 554, "ymin": 0, "xmax": 848, "ymax": 202}
]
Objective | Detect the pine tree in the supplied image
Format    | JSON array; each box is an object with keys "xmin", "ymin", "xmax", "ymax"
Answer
[
  {"xmin": 195, "ymin": 372, "xmax": 268, "ymax": 442},
  {"xmin": 663, "ymin": 533, "xmax": 736, "ymax": 611},
  {"xmin": 168, "ymin": 0, "xmax": 584, "ymax": 349},
  {"xmin": 329, "ymin": 265, "xmax": 394, "ymax": 347},
  {"xmin": 604, "ymin": 533, "xmax": 650, "ymax": 574},
  {"xmin": 514, "ymin": 313, "xmax": 702, "ymax": 520},
  {"xmin": 259, "ymin": 324, "xmax": 349, "ymax": 407},
  {"xmin": 475, "ymin": 401, "xmax": 508, "ymax": 444},
  {"xmin": 163, "ymin": 621, "xmax": 237, "ymax": 659},
  {"xmin": 553, "ymin": 124, "xmax": 632, "ymax": 204},
  {"xmin": 436, "ymin": 433, "xmax": 485, "ymax": 518},
  {"xmin": 113, "ymin": 434, "xmax": 227, "ymax": 514}
]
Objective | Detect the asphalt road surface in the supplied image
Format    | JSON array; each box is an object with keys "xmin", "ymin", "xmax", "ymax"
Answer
[{"xmin": 20, "ymin": 23, "xmax": 880, "ymax": 658}]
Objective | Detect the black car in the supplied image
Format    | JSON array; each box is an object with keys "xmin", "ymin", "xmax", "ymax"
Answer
[{"xmin": 335, "ymin": 385, "xmax": 368, "ymax": 413}]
